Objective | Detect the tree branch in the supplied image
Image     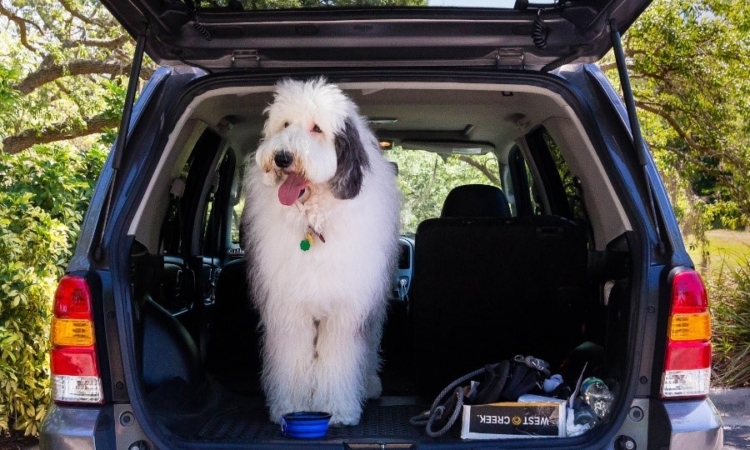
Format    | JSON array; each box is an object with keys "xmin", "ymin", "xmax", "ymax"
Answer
[
  {"xmin": 635, "ymin": 100, "xmax": 745, "ymax": 168},
  {"xmin": 599, "ymin": 61, "xmax": 634, "ymax": 73},
  {"xmin": 2, "ymin": 114, "xmax": 119, "ymax": 154},
  {"xmin": 58, "ymin": 0, "xmax": 108, "ymax": 27},
  {"xmin": 457, "ymin": 156, "xmax": 501, "ymax": 186},
  {"xmin": 62, "ymin": 35, "xmax": 129, "ymax": 50},
  {"xmin": 14, "ymin": 60, "xmax": 154, "ymax": 95},
  {"xmin": 0, "ymin": 3, "xmax": 40, "ymax": 52}
]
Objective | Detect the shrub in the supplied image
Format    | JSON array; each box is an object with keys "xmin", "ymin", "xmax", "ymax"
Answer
[
  {"xmin": 0, "ymin": 144, "xmax": 106, "ymax": 435},
  {"xmin": 707, "ymin": 258, "xmax": 750, "ymax": 388}
]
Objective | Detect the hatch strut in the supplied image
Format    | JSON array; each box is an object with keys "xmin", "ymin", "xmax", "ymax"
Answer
[
  {"xmin": 94, "ymin": 33, "xmax": 147, "ymax": 261},
  {"xmin": 610, "ymin": 19, "xmax": 666, "ymax": 255}
]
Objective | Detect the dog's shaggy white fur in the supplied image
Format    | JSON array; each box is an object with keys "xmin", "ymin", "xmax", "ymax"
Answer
[{"xmin": 242, "ymin": 78, "xmax": 400, "ymax": 426}]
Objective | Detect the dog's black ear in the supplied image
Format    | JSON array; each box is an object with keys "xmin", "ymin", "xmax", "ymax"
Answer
[{"xmin": 331, "ymin": 118, "xmax": 370, "ymax": 200}]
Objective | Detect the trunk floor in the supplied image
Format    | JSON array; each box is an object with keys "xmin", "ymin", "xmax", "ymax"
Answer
[
  {"xmin": 146, "ymin": 378, "xmax": 450, "ymax": 444},
  {"xmin": 198, "ymin": 400, "xmax": 431, "ymax": 441}
]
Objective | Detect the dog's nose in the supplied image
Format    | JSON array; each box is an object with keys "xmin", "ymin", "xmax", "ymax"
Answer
[{"xmin": 274, "ymin": 151, "xmax": 293, "ymax": 169}]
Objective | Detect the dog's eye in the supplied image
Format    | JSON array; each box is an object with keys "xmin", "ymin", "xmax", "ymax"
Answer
[
  {"xmin": 312, "ymin": 124, "xmax": 322, "ymax": 133},
  {"xmin": 284, "ymin": 122, "xmax": 290, "ymax": 128}
]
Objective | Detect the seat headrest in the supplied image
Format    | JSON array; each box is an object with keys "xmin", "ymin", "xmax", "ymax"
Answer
[{"xmin": 441, "ymin": 184, "xmax": 512, "ymax": 218}]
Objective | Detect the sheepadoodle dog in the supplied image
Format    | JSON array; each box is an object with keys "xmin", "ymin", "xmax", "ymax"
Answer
[{"xmin": 242, "ymin": 78, "xmax": 400, "ymax": 426}]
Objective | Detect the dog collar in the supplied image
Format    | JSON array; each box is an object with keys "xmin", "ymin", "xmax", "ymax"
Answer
[{"xmin": 300, "ymin": 226, "xmax": 325, "ymax": 251}]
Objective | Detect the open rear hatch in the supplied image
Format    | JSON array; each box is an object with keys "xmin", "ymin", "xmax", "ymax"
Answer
[{"xmin": 99, "ymin": 0, "xmax": 652, "ymax": 70}]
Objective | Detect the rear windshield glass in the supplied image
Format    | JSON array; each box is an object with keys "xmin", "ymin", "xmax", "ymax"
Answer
[{"xmin": 207, "ymin": 0, "xmax": 557, "ymax": 11}]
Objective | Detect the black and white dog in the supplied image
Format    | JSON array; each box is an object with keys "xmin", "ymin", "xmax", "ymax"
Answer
[{"xmin": 242, "ymin": 78, "xmax": 400, "ymax": 425}]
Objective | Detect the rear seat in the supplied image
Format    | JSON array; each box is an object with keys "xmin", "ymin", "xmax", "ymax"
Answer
[{"xmin": 410, "ymin": 185, "xmax": 588, "ymax": 395}]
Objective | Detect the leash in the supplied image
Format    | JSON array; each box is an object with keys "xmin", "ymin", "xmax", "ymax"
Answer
[
  {"xmin": 410, "ymin": 367, "xmax": 485, "ymax": 438},
  {"xmin": 410, "ymin": 356, "xmax": 550, "ymax": 438}
]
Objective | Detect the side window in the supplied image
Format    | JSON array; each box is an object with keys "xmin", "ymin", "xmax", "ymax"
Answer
[
  {"xmin": 160, "ymin": 154, "xmax": 194, "ymax": 256},
  {"xmin": 201, "ymin": 149, "xmax": 236, "ymax": 258},
  {"xmin": 509, "ymin": 126, "xmax": 587, "ymax": 223},
  {"xmin": 159, "ymin": 128, "xmax": 224, "ymax": 258},
  {"xmin": 506, "ymin": 146, "xmax": 543, "ymax": 216},
  {"xmin": 229, "ymin": 160, "xmax": 245, "ymax": 250},
  {"xmin": 541, "ymin": 130, "xmax": 588, "ymax": 223},
  {"xmin": 231, "ymin": 195, "xmax": 245, "ymax": 248}
]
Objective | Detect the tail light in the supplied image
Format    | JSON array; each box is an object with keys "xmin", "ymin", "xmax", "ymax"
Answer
[
  {"xmin": 50, "ymin": 275, "xmax": 104, "ymax": 404},
  {"xmin": 661, "ymin": 268, "xmax": 712, "ymax": 398}
]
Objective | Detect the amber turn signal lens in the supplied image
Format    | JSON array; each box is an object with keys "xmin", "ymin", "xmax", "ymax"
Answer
[
  {"xmin": 669, "ymin": 312, "xmax": 711, "ymax": 341},
  {"xmin": 52, "ymin": 318, "xmax": 95, "ymax": 347}
]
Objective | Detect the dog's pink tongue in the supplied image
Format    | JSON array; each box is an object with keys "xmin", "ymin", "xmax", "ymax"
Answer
[{"xmin": 278, "ymin": 173, "xmax": 308, "ymax": 206}]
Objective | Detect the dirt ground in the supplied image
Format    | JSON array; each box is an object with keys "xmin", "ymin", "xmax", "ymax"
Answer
[{"xmin": 0, "ymin": 430, "xmax": 37, "ymax": 450}]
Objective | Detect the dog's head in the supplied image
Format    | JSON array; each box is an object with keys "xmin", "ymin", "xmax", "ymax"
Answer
[{"xmin": 256, "ymin": 78, "xmax": 371, "ymax": 206}]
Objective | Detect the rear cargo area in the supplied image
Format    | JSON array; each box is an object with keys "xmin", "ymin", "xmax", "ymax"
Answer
[
  {"xmin": 124, "ymin": 78, "xmax": 639, "ymax": 447},
  {"xmin": 131, "ymin": 232, "xmax": 633, "ymax": 446}
]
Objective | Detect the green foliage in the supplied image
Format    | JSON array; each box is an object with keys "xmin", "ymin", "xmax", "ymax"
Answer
[
  {"xmin": 0, "ymin": 67, "xmax": 21, "ymax": 131},
  {"xmin": 0, "ymin": 144, "xmax": 106, "ymax": 435},
  {"xmin": 0, "ymin": 0, "xmax": 140, "ymax": 153},
  {"xmin": 227, "ymin": 0, "xmax": 426, "ymax": 8},
  {"xmin": 708, "ymin": 258, "xmax": 750, "ymax": 387},
  {"xmin": 601, "ymin": 0, "xmax": 750, "ymax": 224},
  {"xmin": 387, "ymin": 148, "xmax": 499, "ymax": 233}
]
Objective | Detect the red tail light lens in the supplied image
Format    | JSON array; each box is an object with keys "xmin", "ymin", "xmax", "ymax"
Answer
[
  {"xmin": 661, "ymin": 269, "xmax": 711, "ymax": 398},
  {"xmin": 671, "ymin": 270, "xmax": 708, "ymax": 314},
  {"xmin": 54, "ymin": 275, "xmax": 93, "ymax": 319},
  {"xmin": 51, "ymin": 275, "xmax": 103, "ymax": 404}
]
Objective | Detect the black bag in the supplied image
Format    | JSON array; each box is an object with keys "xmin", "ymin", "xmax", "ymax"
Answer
[{"xmin": 410, "ymin": 355, "xmax": 551, "ymax": 438}]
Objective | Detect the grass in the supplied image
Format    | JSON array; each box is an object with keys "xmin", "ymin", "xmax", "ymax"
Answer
[
  {"xmin": 687, "ymin": 229, "xmax": 750, "ymax": 388},
  {"xmin": 687, "ymin": 229, "xmax": 750, "ymax": 274}
]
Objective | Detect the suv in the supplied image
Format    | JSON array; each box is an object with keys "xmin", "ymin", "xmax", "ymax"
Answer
[{"xmin": 41, "ymin": 1, "xmax": 723, "ymax": 449}]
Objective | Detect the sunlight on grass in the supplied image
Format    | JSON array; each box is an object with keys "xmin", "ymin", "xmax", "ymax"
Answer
[{"xmin": 687, "ymin": 230, "xmax": 750, "ymax": 275}]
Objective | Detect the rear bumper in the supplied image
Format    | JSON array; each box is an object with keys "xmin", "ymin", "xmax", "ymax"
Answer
[
  {"xmin": 40, "ymin": 399, "xmax": 724, "ymax": 449},
  {"xmin": 39, "ymin": 404, "xmax": 112, "ymax": 450},
  {"xmin": 665, "ymin": 398, "xmax": 723, "ymax": 450}
]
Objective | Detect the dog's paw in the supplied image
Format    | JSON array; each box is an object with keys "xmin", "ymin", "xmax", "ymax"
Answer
[
  {"xmin": 268, "ymin": 404, "xmax": 296, "ymax": 424},
  {"xmin": 268, "ymin": 410, "xmax": 284, "ymax": 424},
  {"xmin": 329, "ymin": 412, "xmax": 361, "ymax": 427},
  {"xmin": 365, "ymin": 374, "xmax": 382, "ymax": 399}
]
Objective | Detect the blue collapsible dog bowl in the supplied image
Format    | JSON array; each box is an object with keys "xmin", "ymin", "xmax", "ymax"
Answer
[{"xmin": 280, "ymin": 412, "xmax": 332, "ymax": 439}]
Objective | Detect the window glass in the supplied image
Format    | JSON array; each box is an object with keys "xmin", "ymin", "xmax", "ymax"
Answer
[
  {"xmin": 386, "ymin": 147, "xmax": 501, "ymax": 234},
  {"xmin": 542, "ymin": 130, "xmax": 587, "ymax": 222},
  {"xmin": 523, "ymin": 156, "xmax": 544, "ymax": 215},
  {"xmin": 208, "ymin": 0, "xmax": 557, "ymax": 11},
  {"xmin": 231, "ymin": 197, "xmax": 245, "ymax": 245},
  {"xmin": 230, "ymin": 147, "xmax": 502, "ymax": 239}
]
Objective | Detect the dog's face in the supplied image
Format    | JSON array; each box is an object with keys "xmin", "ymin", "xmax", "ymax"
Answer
[{"xmin": 256, "ymin": 78, "xmax": 370, "ymax": 206}]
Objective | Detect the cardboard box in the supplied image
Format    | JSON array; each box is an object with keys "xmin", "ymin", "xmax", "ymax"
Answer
[{"xmin": 461, "ymin": 400, "xmax": 566, "ymax": 439}]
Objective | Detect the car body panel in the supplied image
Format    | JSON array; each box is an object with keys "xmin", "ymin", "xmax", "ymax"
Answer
[
  {"xmin": 40, "ymin": 405, "xmax": 109, "ymax": 450},
  {"xmin": 665, "ymin": 399, "xmax": 724, "ymax": 450}
]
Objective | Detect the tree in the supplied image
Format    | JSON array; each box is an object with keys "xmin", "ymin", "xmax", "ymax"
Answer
[
  {"xmin": 0, "ymin": 0, "xmax": 431, "ymax": 154},
  {"xmin": 388, "ymin": 149, "xmax": 500, "ymax": 233},
  {"xmin": 0, "ymin": 0, "xmax": 153, "ymax": 154},
  {"xmin": 600, "ymin": 0, "xmax": 750, "ymax": 226}
]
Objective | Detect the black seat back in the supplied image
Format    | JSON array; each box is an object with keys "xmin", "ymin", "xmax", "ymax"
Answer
[
  {"xmin": 440, "ymin": 184, "xmax": 512, "ymax": 218},
  {"xmin": 205, "ymin": 258, "xmax": 263, "ymax": 394},
  {"xmin": 410, "ymin": 214, "xmax": 587, "ymax": 395}
]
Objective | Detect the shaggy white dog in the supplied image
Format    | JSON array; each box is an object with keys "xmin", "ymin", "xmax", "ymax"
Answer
[{"xmin": 242, "ymin": 78, "xmax": 400, "ymax": 426}]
